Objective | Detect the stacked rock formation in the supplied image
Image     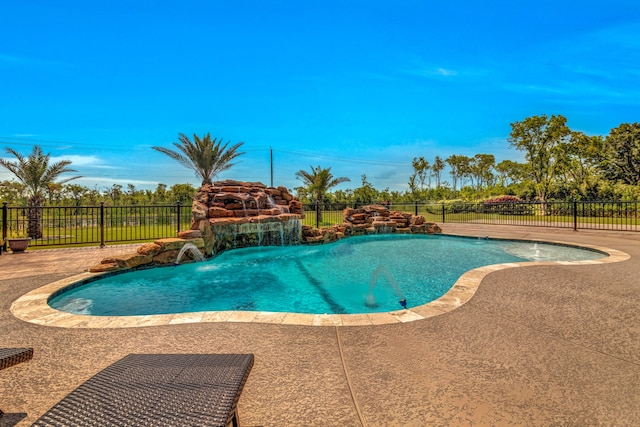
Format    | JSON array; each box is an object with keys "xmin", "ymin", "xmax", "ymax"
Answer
[
  {"xmin": 181, "ymin": 180, "xmax": 304, "ymax": 255},
  {"xmin": 302, "ymin": 204, "xmax": 441, "ymax": 243},
  {"xmin": 89, "ymin": 180, "xmax": 303, "ymax": 272},
  {"xmin": 187, "ymin": 180, "xmax": 302, "ymax": 227}
]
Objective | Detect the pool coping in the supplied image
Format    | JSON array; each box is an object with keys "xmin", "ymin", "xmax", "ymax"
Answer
[{"xmin": 10, "ymin": 237, "xmax": 630, "ymax": 328}]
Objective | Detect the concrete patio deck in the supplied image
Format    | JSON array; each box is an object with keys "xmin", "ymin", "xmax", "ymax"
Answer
[{"xmin": 1, "ymin": 224, "xmax": 639, "ymax": 426}]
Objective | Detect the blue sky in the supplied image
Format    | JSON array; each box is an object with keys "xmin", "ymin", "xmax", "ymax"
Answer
[{"xmin": 1, "ymin": 0, "xmax": 639, "ymax": 193}]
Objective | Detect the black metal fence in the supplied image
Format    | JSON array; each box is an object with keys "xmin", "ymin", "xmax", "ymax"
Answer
[
  {"xmin": 2, "ymin": 200, "xmax": 639, "ymax": 250},
  {"xmin": 1, "ymin": 202, "xmax": 192, "ymax": 248},
  {"xmin": 301, "ymin": 200, "xmax": 640, "ymax": 232}
]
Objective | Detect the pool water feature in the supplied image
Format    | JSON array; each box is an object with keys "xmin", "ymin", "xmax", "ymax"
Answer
[
  {"xmin": 174, "ymin": 242, "xmax": 205, "ymax": 265},
  {"xmin": 49, "ymin": 234, "xmax": 605, "ymax": 316}
]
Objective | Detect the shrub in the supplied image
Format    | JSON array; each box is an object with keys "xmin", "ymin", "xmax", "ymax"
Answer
[
  {"xmin": 482, "ymin": 195, "xmax": 532, "ymax": 215},
  {"xmin": 483, "ymin": 195, "xmax": 523, "ymax": 205}
]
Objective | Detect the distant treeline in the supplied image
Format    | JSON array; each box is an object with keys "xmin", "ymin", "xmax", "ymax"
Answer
[{"xmin": 2, "ymin": 116, "xmax": 639, "ymax": 207}]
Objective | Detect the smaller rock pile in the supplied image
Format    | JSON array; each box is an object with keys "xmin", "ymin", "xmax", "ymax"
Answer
[
  {"xmin": 89, "ymin": 237, "xmax": 205, "ymax": 272},
  {"xmin": 302, "ymin": 204, "xmax": 441, "ymax": 244},
  {"xmin": 344, "ymin": 205, "xmax": 439, "ymax": 234}
]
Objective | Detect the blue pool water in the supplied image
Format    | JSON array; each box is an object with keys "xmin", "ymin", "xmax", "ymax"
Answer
[{"xmin": 49, "ymin": 234, "xmax": 605, "ymax": 316}]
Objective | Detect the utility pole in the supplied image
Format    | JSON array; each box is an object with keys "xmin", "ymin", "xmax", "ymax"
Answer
[{"xmin": 270, "ymin": 147, "xmax": 273, "ymax": 187}]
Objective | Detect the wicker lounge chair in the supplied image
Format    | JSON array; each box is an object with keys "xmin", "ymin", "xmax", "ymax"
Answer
[
  {"xmin": 1, "ymin": 348, "xmax": 34, "ymax": 417},
  {"xmin": 0, "ymin": 348, "xmax": 33, "ymax": 371},
  {"xmin": 32, "ymin": 353, "xmax": 254, "ymax": 427}
]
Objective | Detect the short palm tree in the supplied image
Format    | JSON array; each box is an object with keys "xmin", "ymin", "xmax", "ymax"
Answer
[
  {"xmin": 295, "ymin": 165, "xmax": 350, "ymax": 223},
  {"xmin": 152, "ymin": 133, "xmax": 244, "ymax": 186},
  {"xmin": 0, "ymin": 145, "xmax": 81, "ymax": 238}
]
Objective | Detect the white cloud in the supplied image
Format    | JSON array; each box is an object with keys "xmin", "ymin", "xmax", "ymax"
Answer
[
  {"xmin": 433, "ymin": 68, "xmax": 457, "ymax": 77},
  {"xmin": 402, "ymin": 65, "xmax": 459, "ymax": 78},
  {"xmin": 51, "ymin": 154, "xmax": 109, "ymax": 167},
  {"xmin": 1, "ymin": 154, "xmax": 118, "ymax": 172}
]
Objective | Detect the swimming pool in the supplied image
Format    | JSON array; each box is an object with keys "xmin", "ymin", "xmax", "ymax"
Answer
[{"xmin": 49, "ymin": 234, "xmax": 605, "ymax": 316}]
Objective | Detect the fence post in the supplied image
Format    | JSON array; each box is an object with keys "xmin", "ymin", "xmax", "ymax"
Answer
[
  {"xmin": 315, "ymin": 200, "xmax": 320, "ymax": 229},
  {"xmin": 442, "ymin": 203, "xmax": 446, "ymax": 223},
  {"xmin": 176, "ymin": 201, "xmax": 182, "ymax": 234},
  {"xmin": 573, "ymin": 200, "xmax": 578, "ymax": 231},
  {"xmin": 414, "ymin": 201, "xmax": 418, "ymax": 216},
  {"xmin": 1, "ymin": 202, "xmax": 7, "ymax": 252},
  {"xmin": 100, "ymin": 202, "xmax": 105, "ymax": 248}
]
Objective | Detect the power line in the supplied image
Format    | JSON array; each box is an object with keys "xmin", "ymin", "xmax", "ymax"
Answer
[
  {"xmin": 273, "ymin": 148, "xmax": 412, "ymax": 167},
  {"xmin": 0, "ymin": 136, "xmax": 411, "ymax": 167}
]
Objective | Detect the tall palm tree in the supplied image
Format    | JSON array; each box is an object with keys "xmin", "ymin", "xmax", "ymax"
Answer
[
  {"xmin": 152, "ymin": 133, "xmax": 244, "ymax": 185},
  {"xmin": 295, "ymin": 165, "xmax": 350, "ymax": 224},
  {"xmin": 0, "ymin": 145, "xmax": 81, "ymax": 238}
]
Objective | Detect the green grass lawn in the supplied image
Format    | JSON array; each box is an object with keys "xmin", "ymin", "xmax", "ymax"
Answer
[{"xmin": 8, "ymin": 204, "xmax": 640, "ymax": 250}]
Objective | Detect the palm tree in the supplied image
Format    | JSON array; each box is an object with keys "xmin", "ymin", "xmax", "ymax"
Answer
[
  {"xmin": 295, "ymin": 165, "xmax": 350, "ymax": 224},
  {"xmin": 0, "ymin": 145, "xmax": 81, "ymax": 238},
  {"xmin": 152, "ymin": 133, "xmax": 244, "ymax": 186}
]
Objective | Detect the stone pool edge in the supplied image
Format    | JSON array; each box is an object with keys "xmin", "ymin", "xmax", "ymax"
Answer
[{"xmin": 10, "ymin": 239, "xmax": 630, "ymax": 329}]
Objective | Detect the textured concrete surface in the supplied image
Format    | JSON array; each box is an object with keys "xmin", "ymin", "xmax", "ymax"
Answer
[{"xmin": 1, "ymin": 225, "xmax": 639, "ymax": 426}]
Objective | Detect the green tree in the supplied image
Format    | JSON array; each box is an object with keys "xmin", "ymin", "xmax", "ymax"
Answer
[
  {"xmin": 446, "ymin": 155, "xmax": 471, "ymax": 191},
  {"xmin": 168, "ymin": 183, "xmax": 197, "ymax": 204},
  {"xmin": 123, "ymin": 183, "xmax": 148, "ymax": 205},
  {"xmin": 411, "ymin": 156, "xmax": 430, "ymax": 190},
  {"xmin": 295, "ymin": 165, "xmax": 350, "ymax": 223},
  {"xmin": 65, "ymin": 184, "xmax": 88, "ymax": 205},
  {"xmin": 154, "ymin": 183, "xmax": 168, "ymax": 203},
  {"xmin": 431, "ymin": 156, "xmax": 445, "ymax": 188},
  {"xmin": 105, "ymin": 184, "xmax": 123, "ymax": 205},
  {"xmin": 0, "ymin": 145, "xmax": 81, "ymax": 238},
  {"xmin": 46, "ymin": 182, "xmax": 64, "ymax": 204},
  {"xmin": 557, "ymin": 131, "xmax": 603, "ymax": 199},
  {"xmin": 598, "ymin": 123, "xmax": 640, "ymax": 185},
  {"xmin": 63, "ymin": 184, "xmax": 89, "ymax": 215},
  {"xmin": 152, "ymin": 133, "xmax": 244, "ymax": 186},
  {"xmin": 127, "ymin": 184, "xmax": 137, "ymax": 199},
  {"xmin": 494, "ymin": 160, "xmax": 527, "ymax": 187},
  {"xmin": 470, "ymin": 154, "xmax": 495, "ymax": 189},
  {"xmin": 331, "ymin": 189, "xmax": 355, "ymax": 205},
  {"xmin": 407, "ymin": 174, "xmax": 419, "ymax": 201},
  {"xmin": 86, "ymin": 187, "xmax": 102, "ymax": 205},
  {"xmin": 353, "ymin": 174, "xmax": 379, "ymax": 205},
  {"xmin": 508, "ymin": 114, "xmax": 570, "ymax": 213},
  {"xmin": 0, "ymin": 180, "xmax": 27, "ymax": 205}
]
